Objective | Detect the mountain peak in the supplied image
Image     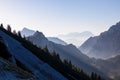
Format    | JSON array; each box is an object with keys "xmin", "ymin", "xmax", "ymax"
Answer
[
  {"xmin": 33, "ymin": 31, "xmax": 45, "ymax": 38},
  {"xmin": 22, "ymin": 27, "xmax": 35, "ymax": 32},
  {"xmin": 67, "ymin": 44, "xmax": 75, "ymax": 47},
  {"xmin": 22, "ymin": 27, "xmax": 29, "ymax": 30},
  {"xmin": 21, "ymin": 27, "xmax": 35, "ymax": 37}
]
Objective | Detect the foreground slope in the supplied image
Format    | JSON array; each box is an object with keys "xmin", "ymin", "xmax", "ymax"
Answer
[{"xmin": 0, "ymin": 29, "xmax": 67, "ymax": 80}]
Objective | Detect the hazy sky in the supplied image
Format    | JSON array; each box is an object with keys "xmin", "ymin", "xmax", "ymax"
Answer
[{"xmin": 0, "ymin": 0, "xmax": 120, "ymax": 36}]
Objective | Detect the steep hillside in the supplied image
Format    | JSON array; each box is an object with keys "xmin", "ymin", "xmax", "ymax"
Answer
[
  {"xmin": 0, "ymin": 29, "xmax": 67, "ymax": 80},
  {"xmin": 0, "ymin": 36, "xmax": 38, "ymax": 80},
  {"xmin": 79, "ymin": 22, "xmax": 120, "ymax": 59}
]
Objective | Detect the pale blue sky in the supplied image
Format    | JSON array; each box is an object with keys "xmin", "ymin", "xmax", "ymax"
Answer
[{"xmin": 0, "ymin": 0, "xmax": 120, "ymax": 36}]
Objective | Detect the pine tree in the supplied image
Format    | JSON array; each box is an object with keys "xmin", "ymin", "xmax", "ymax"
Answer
[
  {"xmin": 0, "ymin": 36, "xmax": 12, "ymax": 60},
  {"xmin": 91, "ymin": 72, "xmax": 95, "ymax": 80},
  {"xmin": 51, "ymin": 51, "xmax": 60, "ymax": 61},
  {"xmin": 13, "ymin": 30, "xmax": 17, "ymax": 35},
  {"xmin": 17, "ymin": 31, "xmax": 21, "ymax": 37},
  {"xmin": 63, "ymin": 59, "xmax": 68, "ymax": 65},
  {"xmin": 7, "ymin": 24, "xmax": 11, "ymax": 32},
  {"xmin": 51, "ymin": 51, "xmax": 56, "ymax": 56},
  {"xmin": 23, "ymin": 35, "xmax": 26, "ymax": 40},
  {"xmin": 43, "ymin": 46, "xmax": 49, "ymax": 53},
  {"xmin": 0, "ymin": 24, "xmax": 4, "ymax": 28},
  {"xmin": 56, "ymin": 54, "xmax": 60, "ymax": 60},
  {"xmin": 68, "ymin": 60, "xmax": 72, "ymax": 68},
  {"xmin": 98, "ymin": 75, "xmax": 102, "ymax": 80}
]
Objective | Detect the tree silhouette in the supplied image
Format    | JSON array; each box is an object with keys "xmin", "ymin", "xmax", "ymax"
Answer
[
  {"xmin": 43, "ymin": 45, "xmax": 49, "ymax": 53},
  {"xmin": 13, "ymin": 30, "xmax": 17, "ymax": 35},
  {"xmin": 7, "ymin": 24, "xmax": 11, "ymax": 32},
  {"xmin": 0, "ymin": 36, "xmax": 12, "ymax": 60},
  {"xmin": 0, "ymin": 24, "xmax": 4, "ymax": 28},
  {"xmin": 17, "ymin": 31, "xmax": 21, "ymax": 37}
]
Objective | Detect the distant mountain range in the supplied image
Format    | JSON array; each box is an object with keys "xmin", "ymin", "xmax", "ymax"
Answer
[
  {"xmin": 19, "ymin": 21, "xmax": 120, "ymax": 80},
  {"xmin": 21, "ymin": 28, "xmax": 94, "ymax": 47},
  {"xmin": 79, "ymin": 22, "xmax": 120, "ymax": 59},
  {"xmin": 21, "ymin": 28, "xmax": 104, "ymax": 74},
  {"xmin": 58, "ymin": 31, "xmax": 94, "ymax": 46},
  {"xmin": 27, "ymin": 30, "xmax": 107, "ymax": 79}
]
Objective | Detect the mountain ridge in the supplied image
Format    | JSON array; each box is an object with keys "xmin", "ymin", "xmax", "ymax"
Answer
[{"xmin": 79, "ymin": 21, "xmax": 120, "ymax": 59}]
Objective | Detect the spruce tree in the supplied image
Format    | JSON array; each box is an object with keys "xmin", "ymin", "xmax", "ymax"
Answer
[
  {"xmin": 0, "ymin": 24, "xmax": 4, "ymax": 28},
  {"xmin": 18, "ymin": 31, "xmax": 22, "ymax": 37},
  {"xmin": 7, "ymin": 24, "xmax": 11, "ymax": 32},
  {"xmin": 13, "ymin": 30, "xmax": 17, "ymax": 35}
]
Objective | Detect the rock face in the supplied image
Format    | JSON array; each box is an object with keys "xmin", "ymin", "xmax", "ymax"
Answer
[
  {"xmin": 28, "ymin": 31, "xmax": 48, "ymax": 48},
  {"xmin": 79, "ymin": 22, "xmax": 120, "ymax": 59}
]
